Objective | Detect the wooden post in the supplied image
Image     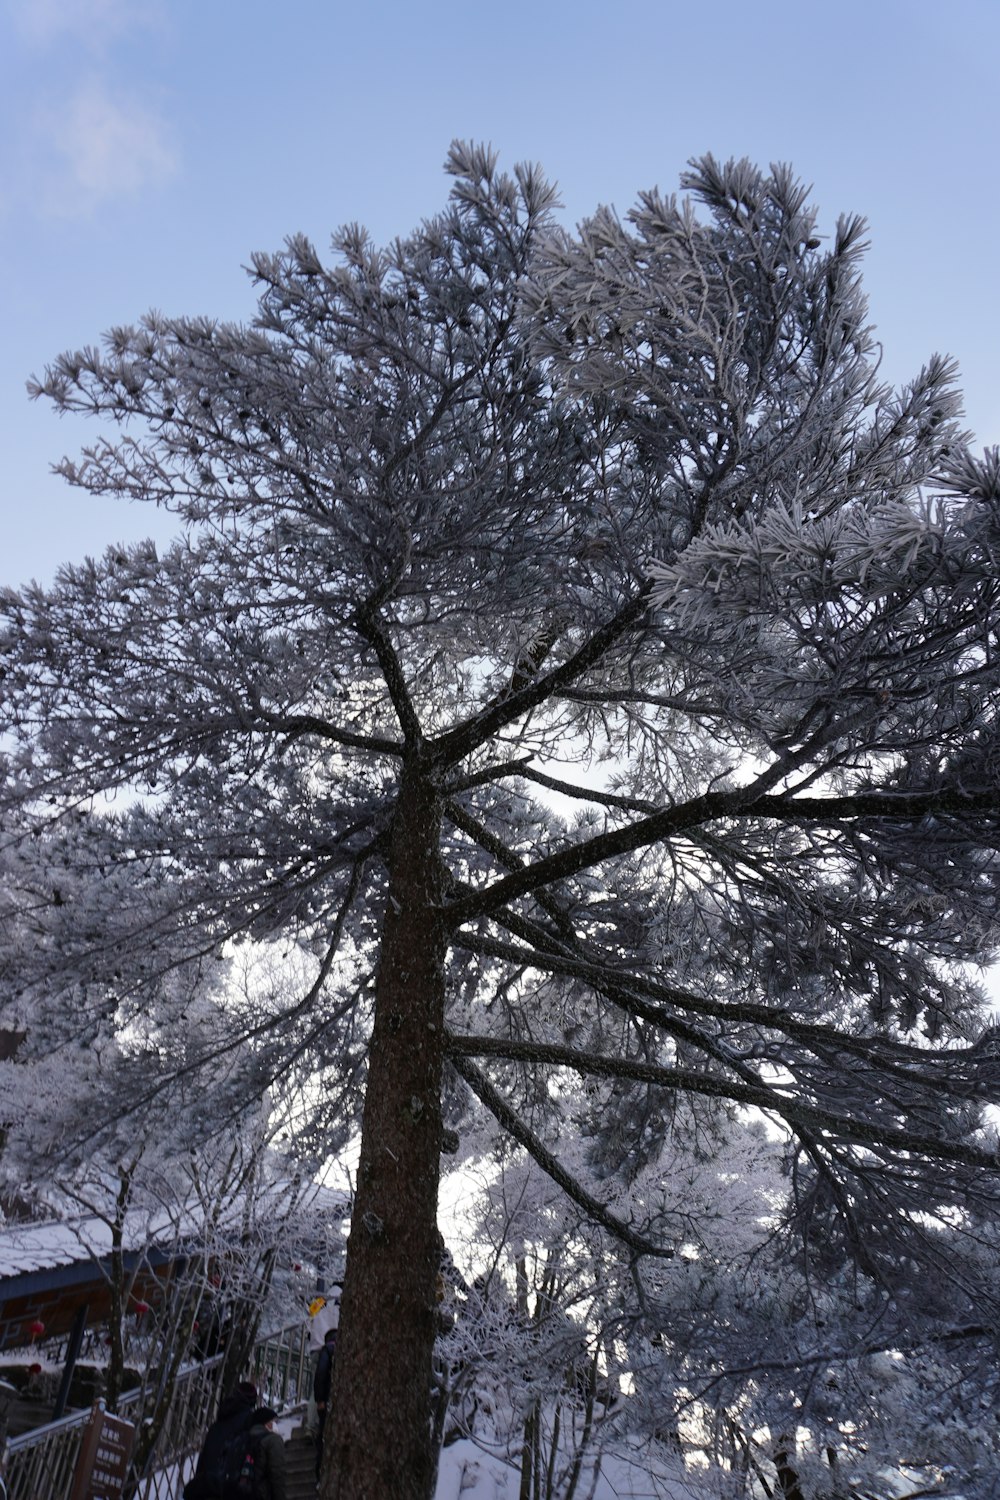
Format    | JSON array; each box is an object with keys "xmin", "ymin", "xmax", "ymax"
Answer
[{"xmin": 53, "ymin": 1302, "xmax": 89, "ymax": 1421}]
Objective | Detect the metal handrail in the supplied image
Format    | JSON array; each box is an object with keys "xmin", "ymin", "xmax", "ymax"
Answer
[
  {"xmin": 5, "ymin": 1403, "xmax": 93, "ymax": 1455},
  {"xmin": 0, "ymin": 1320, "xmax": 310, "ymax": 1500}
]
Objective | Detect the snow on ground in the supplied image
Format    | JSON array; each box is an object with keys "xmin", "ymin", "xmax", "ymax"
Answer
[
  {"xmin": 435, "ymin": 1436, "xmax": 699, "ymax": 1499},
  {"xmin": 286, "ymin": 1407, "xmax": 701, "ymax": 1498}
]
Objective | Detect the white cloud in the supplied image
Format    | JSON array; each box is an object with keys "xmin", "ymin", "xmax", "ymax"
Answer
[
  {"xmin": 6, "ymin": 0, "xmax": 158, "ymax": 47},
  {"xmin": 42, "ymin": 79, "xmax": 177, "ymax": 210},
  {"xmin": 0, "ymin": 0, "xmax": 178, "ymax": 218}
]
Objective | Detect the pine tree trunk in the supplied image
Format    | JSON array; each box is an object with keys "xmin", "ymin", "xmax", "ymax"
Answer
[{"xmin": 325, "ymin": 766, "xmax": 448, "ymax": 1500}]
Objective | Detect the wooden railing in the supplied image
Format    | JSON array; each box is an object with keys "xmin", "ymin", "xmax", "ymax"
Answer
[{"xmin": 0, "ymin": 1321, "xmax": 311, "ymax": 1500}]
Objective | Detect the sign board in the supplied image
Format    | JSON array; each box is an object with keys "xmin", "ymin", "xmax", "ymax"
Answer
[{"xmin": 69, "ymin": 1403, "xmax": 136, "ymax": 1500}]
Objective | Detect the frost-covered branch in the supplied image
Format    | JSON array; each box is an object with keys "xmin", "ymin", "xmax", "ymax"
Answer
[{"xmin": 450, "ymin": 1053, "xmax": 674, "ymax": 1260}]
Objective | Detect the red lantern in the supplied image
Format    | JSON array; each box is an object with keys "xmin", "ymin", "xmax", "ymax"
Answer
[
  {"xmin": 27, "ymin": 1319, "xmax": 45, "ymax": 1341},
  {"xmin": 28, "ymin": 1362, "xmax": 42, "ymax": 1376},
  {"xmin": 133, "ymin": 1300, "xmax": 151, "ymax": 1317}
]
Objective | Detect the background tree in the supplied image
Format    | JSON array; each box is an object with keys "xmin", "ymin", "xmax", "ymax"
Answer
[
  {"xmin": 0, "ymin": 819, "xmax": 337, "ymax": 1465},
  {"xmin": 431, "ymin": 1153, "xmax": 618, "ymax": 1500},
  {"xmin": 441, "ymin": 1081, "xmax": 1000, "ymax": 1496},
  {"xmin": 3, "ymin": 146, "xmax": 1000, "ymax": 1498}
]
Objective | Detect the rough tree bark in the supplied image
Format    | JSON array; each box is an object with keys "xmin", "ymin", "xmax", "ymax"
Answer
[{"xmin": 325, "ymin": 762, "xmax": 449, "ymax": 1500}]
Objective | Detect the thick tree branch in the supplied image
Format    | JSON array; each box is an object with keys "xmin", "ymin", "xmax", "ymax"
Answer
[
  {"xmin": 352, "ymin": 601, "xmax": 424, "ymax": 747},
  {"xmin": 445, "ymin": 1033, "xmax": 1000, "ymax": 1172},
  {"xmin": 450, "ymin": 1053, "xmax": 674, "ymax": 1259},
  {"xmin": 430, "ymin": 584, "xmax": 655, "ymax": 766},
  {"xmin": 444, "ymin": 799, "xmax": 577, "ymax": 945},
  {"xmin": 449, "ymin": 783, "xmax": 1000, "ymax": 924},
  {"xmin": 517, "ymin": 763, "xmax": 658, "ymax": 816},
  {"xmin": 453, "ymin": 924, "xmax": 940, "ymax": 1070},
  {"xmin": 272, "ymin": 711, "xmax": 403, "ymax": 757}
]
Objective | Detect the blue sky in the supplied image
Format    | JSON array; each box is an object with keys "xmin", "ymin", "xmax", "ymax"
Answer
[{"xmin": 1, "ymin": 0, "xmax": 997, "ymax": 587}]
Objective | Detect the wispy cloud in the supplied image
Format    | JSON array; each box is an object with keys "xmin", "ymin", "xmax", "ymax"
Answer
[
  {"xmin": 1, "ymin": 0, "xmax": 178, "ymax": 218},
  {"xmin": 40, "ymin": 79, "xmax": 177, "ymax": 211},
  {"xmin": 6, "ymin": 0, "xmax": 159, "ymax": 47}
]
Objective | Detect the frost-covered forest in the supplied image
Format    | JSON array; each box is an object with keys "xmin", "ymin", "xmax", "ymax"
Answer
[{"xmin": 3, "ymin": 146, "xmax": 1000, "ymax": 1499}]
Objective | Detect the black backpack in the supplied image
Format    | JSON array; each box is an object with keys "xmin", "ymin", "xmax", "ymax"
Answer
[{"xmin": 221, "ymin": 1426, "xmax": 267, "ymax": 1499}]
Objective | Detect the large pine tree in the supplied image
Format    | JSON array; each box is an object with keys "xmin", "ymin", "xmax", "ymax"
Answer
[{"xmin": 3, "ymin": 147, "xmax": 1000, "ymax": 1497}]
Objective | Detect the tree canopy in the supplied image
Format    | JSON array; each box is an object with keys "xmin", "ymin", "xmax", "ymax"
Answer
[{"xmin": 3, "ymin": 145, "xmax": 1000, "ymax": 1497}]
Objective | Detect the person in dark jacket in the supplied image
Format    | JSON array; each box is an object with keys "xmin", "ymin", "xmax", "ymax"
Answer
[
  {"xmin": 244, "ymin": 1406, "xmax": 287, "ymax": 1500},
  {"xmin": 312, "ymin": 1326, "xmax": 337, "ymax": 1483},
  {"xmin": 183, "ymin": 1380, "xmax": 257, "ymax": 1499}
]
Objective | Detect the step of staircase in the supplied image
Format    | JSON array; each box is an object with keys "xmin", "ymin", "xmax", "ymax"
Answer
[{"xmin": 285, "ymin": 1423, "xmax": 318, "ymax": 1499}]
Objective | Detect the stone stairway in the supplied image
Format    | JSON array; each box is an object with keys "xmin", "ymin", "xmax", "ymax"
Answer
[{"xmin": 285, "ymin": 1422, "xmax": 318, "ymax": 1498}]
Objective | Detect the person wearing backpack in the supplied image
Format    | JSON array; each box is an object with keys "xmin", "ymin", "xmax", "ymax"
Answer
[
  {"xmin": 221, "ymin": 1406, "xmax": 286, "ymax": 1500},
  {"xmin": 183, "ymin": 1381, "xmax": 258, "ymax": 1499}
]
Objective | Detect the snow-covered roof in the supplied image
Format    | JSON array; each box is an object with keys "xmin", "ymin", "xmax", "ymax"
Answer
[
  {"xmin": 0, "ymin": 1177, "xmax": 345, "ymax": 1283},
  {"xmin": 0, "ymin": 1215, "xmax": 114, "ymax": 1280}
]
